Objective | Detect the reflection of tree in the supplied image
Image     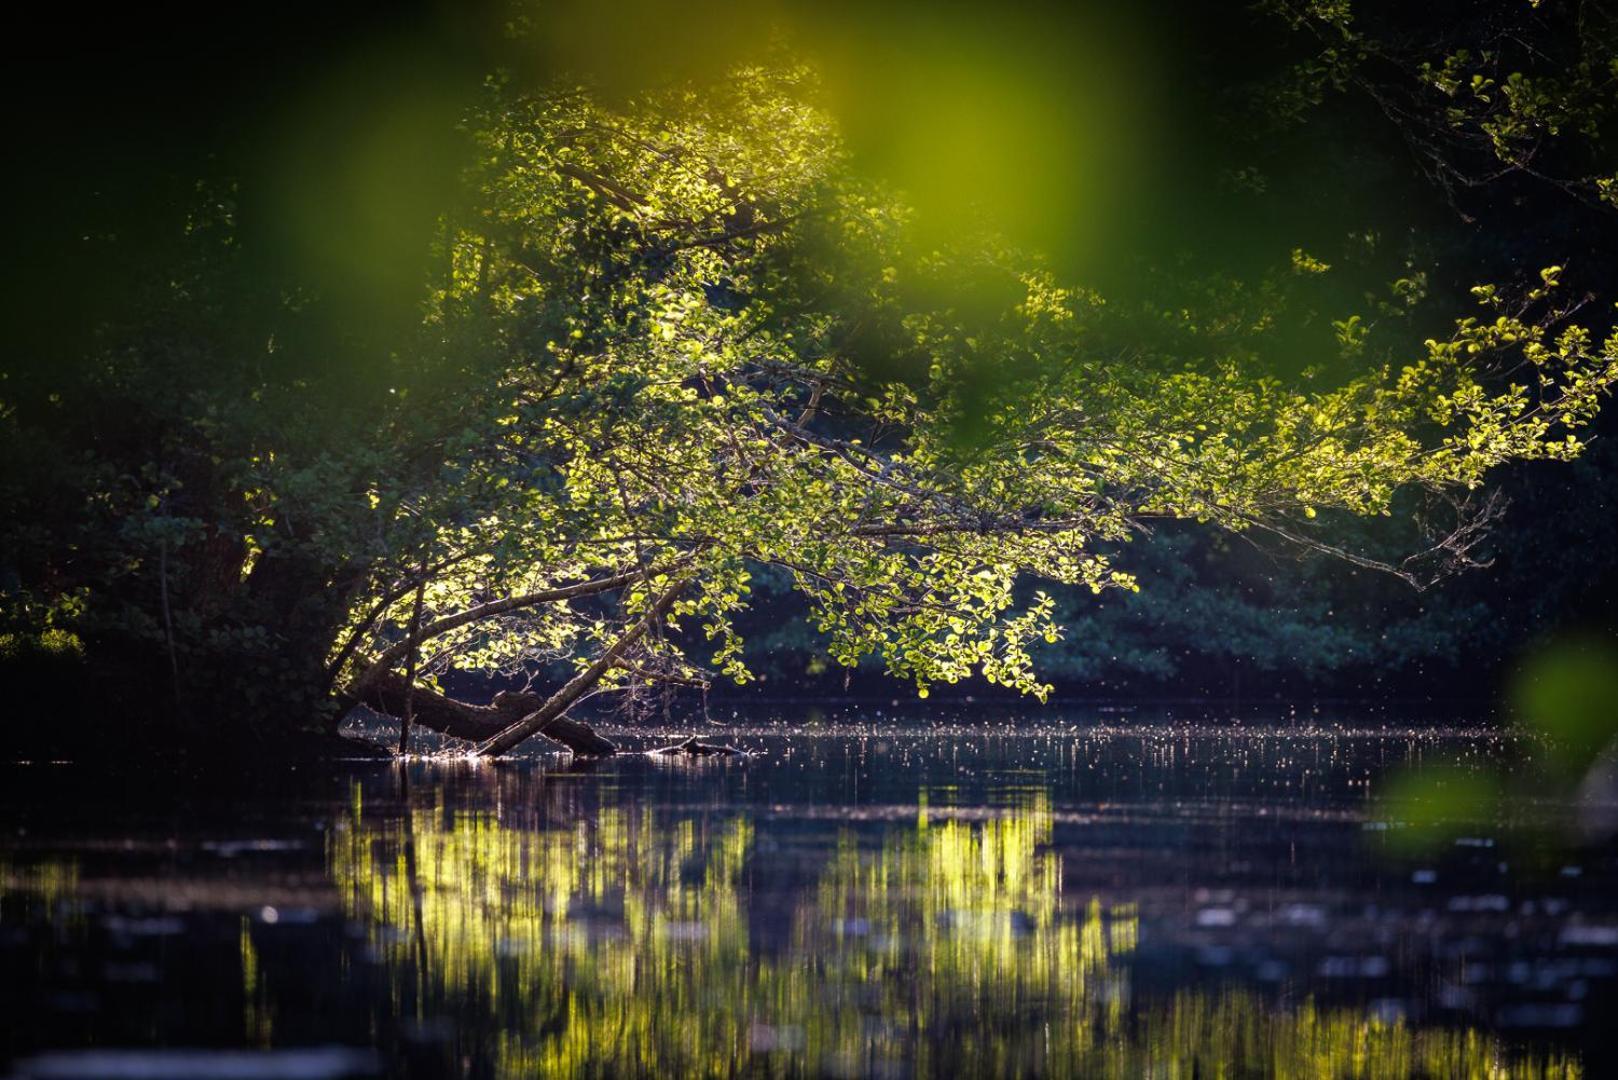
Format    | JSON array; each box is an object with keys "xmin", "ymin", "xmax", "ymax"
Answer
[
  {"xmin": 240, "ymin": 916, "xmax": 273, "ymax": 1047},
  {"xmin": 0, "ymin": 857, "xmax": 78, "ymax": 915},
  {"xmin": 330, "ymin": 789, "xmax": 755, "ymax": 1076},
  {"xmin": 1134, "ymin": 992, "xmax": 1581, "ymax": 1080},
  {"xmin": 798, "ymin": 793, "xmax": 1131, "ymax": 1077},
  {"xmin": 328, "ymin": 785, "xmax": 1579, "ymax": 1079}
]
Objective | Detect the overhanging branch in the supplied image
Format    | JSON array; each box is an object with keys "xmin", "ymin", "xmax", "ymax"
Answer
[{"xmin": 346, "ymin": 559, "xmax": 689, "ymax": 697}]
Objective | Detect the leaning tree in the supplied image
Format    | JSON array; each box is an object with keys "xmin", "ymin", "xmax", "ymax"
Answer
[
  {"xmin": 331, "ymin": 61, "xmax": 1615, "ymax": 755},
  {"xmin": 4, "ymin": 4, "xmax": 1615, "ymax": 758}
]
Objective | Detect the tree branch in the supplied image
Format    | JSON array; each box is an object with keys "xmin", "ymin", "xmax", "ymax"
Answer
[
  {"xmin": 472, "ymin": 580, "xmax": 689, "ymax": 757},
  {"xmin": 346, "ymin": 560, "xmax": 687, "ymax": 697}
]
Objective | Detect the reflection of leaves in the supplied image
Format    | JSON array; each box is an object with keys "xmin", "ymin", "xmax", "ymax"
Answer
[
  {"xmin": 324, "ymin": 779, "xmax": 1574, "ymax": 1078},
  {"xmin": 1512, "ymin": 636, "xmax": 1618, "ymax": 777},
  {"xmin": 1372, "ymin": 765, "xmax": 1501, "ymax": 854}
]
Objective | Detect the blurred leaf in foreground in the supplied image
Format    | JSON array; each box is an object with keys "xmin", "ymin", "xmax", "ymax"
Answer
[
  {"xmin": 1372, "ymin": 765, "xmax": 1502, "ymax": 855},
  {"xmin": 1511, "ymin": 635, "xmax": 1618, "ymax": 779}
]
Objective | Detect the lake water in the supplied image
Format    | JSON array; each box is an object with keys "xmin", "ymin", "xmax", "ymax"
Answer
[{"xmin": 2, "ymin": 710, "xmax": 1614, "ymax": 1078}]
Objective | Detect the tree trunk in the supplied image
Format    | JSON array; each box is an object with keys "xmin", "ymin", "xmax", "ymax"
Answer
[
  {"xmin": 397, "ymin": 563, "xmax": 428, "ymax": 755},
  {"xmin": 350, "ymin": 580, "xmax": 687, "ymax": 758},
  {"xmin": 472, "ymin": 583, "xmax": 685, "ymax": 758},
  {"xmin": 357, "ymin": 672, "xmax": 618, "ymax": 755}
]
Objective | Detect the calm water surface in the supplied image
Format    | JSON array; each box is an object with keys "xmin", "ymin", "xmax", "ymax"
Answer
[{"xmin": 2, "ymin": 711, "xmax": 1615, "ymax": 1078}]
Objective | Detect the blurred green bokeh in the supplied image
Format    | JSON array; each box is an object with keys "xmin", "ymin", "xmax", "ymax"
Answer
[
  {"xmin": 1371, "ymin": 634, "xmax": 1618, "ymax": 857},
  {"xmin": 1372, "ymin": 765, "xmax": 1503, "ymax": 855},
  {"xmin": 1511, "ymin": 635, "xmax": 1618, "ymax": 778},
  {"xmin": 1, "ymin": 0, "xmax": 1396, "ymax": 401}
]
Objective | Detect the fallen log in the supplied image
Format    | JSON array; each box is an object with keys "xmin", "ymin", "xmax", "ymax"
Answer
[
  {"xmin": 647, "ymin": 735, "xmax": 750, "ymax": 758},
  {"xmin": 355, "ymin": 672, "xmax": 618, "ymax": 756}
]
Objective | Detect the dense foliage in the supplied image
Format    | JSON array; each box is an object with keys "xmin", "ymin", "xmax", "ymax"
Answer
[{"xmin": 2, "ymin": 1, "xmax": 1615, "ymax": 750}]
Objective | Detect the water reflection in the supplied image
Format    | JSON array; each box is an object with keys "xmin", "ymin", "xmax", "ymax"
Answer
[{"xmin": 324, "ymin": 765, "xmax": 1577, "ymax": 1078}]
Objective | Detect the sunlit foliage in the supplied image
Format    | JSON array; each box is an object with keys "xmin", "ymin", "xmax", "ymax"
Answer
[
  {"xmin": 316, "ymin": 66, "xmax": 1610, "ymax": 721},
  {"xmin": 317, "ymin": 58, "xmax": 1614, "ymax": 716}
]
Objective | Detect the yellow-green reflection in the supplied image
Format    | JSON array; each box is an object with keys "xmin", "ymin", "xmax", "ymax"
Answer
[
  {"xmin": 328, "ymin": 782, "xmax": 1577, "ymax": 1079},
  {"xmin": 240, "ymin": 916, "xmax": 274, "ymax": 1047},
  {"xmin": 0, "ymin": 856, "xmax": 78, "ymax": 916}
]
